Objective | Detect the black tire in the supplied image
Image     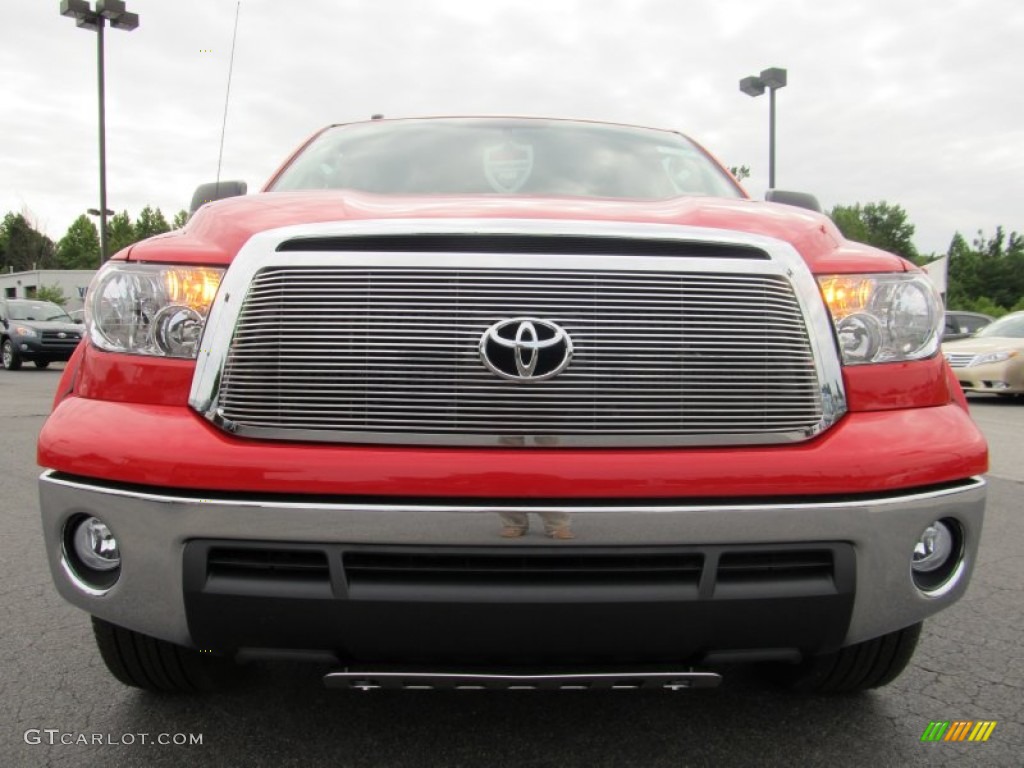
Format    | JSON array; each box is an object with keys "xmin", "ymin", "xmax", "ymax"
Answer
[
  {"xmin": 34, "ymin": 360, "xmax": 50, "ymax": 369},
  {"xmin": 92, "ymin": 617, "xmax": 238, "ymax": 694},
  {"xmin": 766, "ymin": 622, "xmax": 922, "ymax": 694},
  {"xmin": 2, "ymin": 339, "xmax": 22, "ymax": 370}
]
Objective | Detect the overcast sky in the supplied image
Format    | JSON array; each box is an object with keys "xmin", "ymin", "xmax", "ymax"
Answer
[{"xmin": 2, "ymin": 0, "xmax": 1022, "ymax": 256}]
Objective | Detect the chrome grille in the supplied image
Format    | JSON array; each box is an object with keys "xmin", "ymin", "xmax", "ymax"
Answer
[
  {"xmin": 945, "ymin": 353, "xmax": 975, "ymax": 368},
  {"xmin": 214, "ymin": 266, "xmax": 825, "ymax": 445}
]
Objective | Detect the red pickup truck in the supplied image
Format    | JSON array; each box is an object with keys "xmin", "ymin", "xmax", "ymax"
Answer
[{"xmin": 38, "ymin": 117, "xmax": 987, "ymax": 694}]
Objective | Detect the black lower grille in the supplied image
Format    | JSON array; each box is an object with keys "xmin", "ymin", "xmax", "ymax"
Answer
[
  {"xmin": 343, "ymin": 550, "xmax": 704, "ymax": 589},
  {"xmin": 714, "ymin": 549, "xmax": 838, "ymax": 599},
  {"xmin": 184, "ymin": 540, "xmax": 855, "ymax": 660},
  {"xmin": 207, "ymin": 546, "xmax": 330, "ymax": 583},
  {"xmin": 717, "ymin": 549, "xmax": 834, "ymax": 582},
  {"xmin": 193, "ymin": 543, "xmax": 845, "ymax": 596}
]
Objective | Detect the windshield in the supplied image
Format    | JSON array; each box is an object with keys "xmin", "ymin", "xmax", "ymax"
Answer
[
  {"xmin": 7, "ymin": 301, "xmax": 72, "ymax": 322},
  {"xmin": 975, "ymin": 313, "xmax": 1024, "ymax": 339},
  {"xmin": 270, "ymin": 118, "xmax": 743, "ymax": 200}
]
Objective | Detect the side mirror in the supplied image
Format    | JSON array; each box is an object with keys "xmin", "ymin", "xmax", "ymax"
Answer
[
  {"xmin": 189, "ymin": 180, "xmax": 248, "ymax": 215},
  {"xmin": 765, "ymin": 189, "xmax": 822, "ymax": 213}
]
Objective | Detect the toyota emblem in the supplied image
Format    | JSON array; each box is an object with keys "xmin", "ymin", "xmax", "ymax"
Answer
[{"xmin": 479, "ymin": 318, "xmax": 573, "ymax": 381}]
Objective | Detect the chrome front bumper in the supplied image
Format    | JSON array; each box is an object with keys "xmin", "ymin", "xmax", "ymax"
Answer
[{"xmin": 39, "ymin": 472, "xmax": 986, "ymax": 651}]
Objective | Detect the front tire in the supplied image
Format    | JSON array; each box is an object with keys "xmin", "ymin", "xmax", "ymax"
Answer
[
  {"xmin": 92, "ymin": 617, "xmax": 239, "ymax": 693},
  {"xmin": 766, "ymin": 622, "xmax": 922, "ymax": 693},
  {"xmin": 2, "ymin": 339, "xmax": 22, "ymax": 370}
]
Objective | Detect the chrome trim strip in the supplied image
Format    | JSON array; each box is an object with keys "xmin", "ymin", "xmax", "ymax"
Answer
[
  {"xmin": 188, "ymin": 218, "xmax": 846, "ymax": 446},
  {"xmin": 40, "ymin": 471, "xmax": 984, "ymax": 514},
  {"xmin": 324, "ymin": 670, "xmax": 723, "ymax": 691}
]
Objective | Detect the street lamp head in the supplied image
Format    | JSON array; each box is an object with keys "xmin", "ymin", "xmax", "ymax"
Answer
[
  {"xmin": 87, "ymin": 208, "xmax": 115, "ymax": 217},
  {"xmin": 94, "ymin": 0, "xmax": 139, "ymax": 29},
  {"xmin": 96, "ymin": 0, "xmax": 126, "ymax": 18},
  {"xmin": 61, "ymin": 1, "xmax": 139, "ymax": 32},
  {"xmin": 760, "ymin": 67, "xmax": 788, "ymax": 90},
  {"xmin": 60, "ymin": 0, "xmax": 90, "ymax": 18},
  {"xmin": 739, "ymin": 75, "xmax": 766, "ymax": 98},
  {"xmin": 111, "ymin": 12, "xmax": 138, "ymax": 30},
  {"xmin": 75, "ymin": 14, "xmax": 101, "ymax": 31}
]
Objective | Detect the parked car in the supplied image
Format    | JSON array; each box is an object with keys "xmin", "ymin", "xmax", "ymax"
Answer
[
  {"xmin": 0, "ymin": 299, "xmax": 84, "ymax": 370},
  {"xmin": 943, "ymin": 310, "xmax": 993, "ymax": 341},
  {"xmin": 944, "ymin": 310, "xmax": 1024, "ymax": 396},
  {"xmin": 38, "ymin": 117, "xmax": 987, "ymax": 695}
]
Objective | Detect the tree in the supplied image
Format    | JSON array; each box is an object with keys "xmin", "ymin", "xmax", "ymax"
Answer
[
  {"xmin": 0, "ymin": 212, "xmax": 57, "ymax": 271},
  {"xmin": 135, "ymin": 206, "xmax": 171, "ymax": 240},
  {"xmin": 35, "ymin": 284, "xmax": 68, "ymax": 306},
  {"xmin": 56, "ymin": 215, "xmax": 100, "ymax": 269},
  {"xmin": 107, "ymin": 211, "xmax": 136, "ymax": 255},
  {"xmin": 829, "ymin": 201, "xmax": 919, "ymax": 262},
  {"xmin": 946, "ymin": 227, "xmax": 1024, "ymax": 313},
  {"xmin": 728, "ymin": 165, "xmax": 751, "ymax": 183},
  {"xmin": 172, "ymin": 209, "xmax": 189, "ymax": 229}
]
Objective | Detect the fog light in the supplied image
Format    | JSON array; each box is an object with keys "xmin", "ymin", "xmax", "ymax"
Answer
[
  {"xmin": 72, "ymin": 516, "xmax": 121, "ymax": 571},
  {"xmin": 911, "ymin": 518, "xmax": 964, "ymax": 595},
  {"xmin": 912, "ymin": 522, "xmax": 953, "ymax": 573}
]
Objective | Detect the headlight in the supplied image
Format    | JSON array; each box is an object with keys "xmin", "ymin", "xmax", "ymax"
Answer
[
  {"xmin": 818, "ymin": 273, "xmax": 942, "ymax": 365},
  {"xmin": 86, "ymin": 262, "xmax": 224, "ymax": 358},
  {"xmin": 969, "ymin": 350, "xmax": 1016, "ymax": 367},
  {"xmin": 11, "ymin": 325, "xmax": 38, "ymax": 338}
]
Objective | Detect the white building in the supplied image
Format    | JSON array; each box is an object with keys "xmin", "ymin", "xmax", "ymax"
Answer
[{"xmin": 0, "ymin": 269, "xmax": 96, "ymax": 311}]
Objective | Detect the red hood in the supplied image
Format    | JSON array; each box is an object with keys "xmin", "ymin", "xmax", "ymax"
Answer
[{"xmin": 127, "ymin": 190, "xmax": 909, "ymax": 274}]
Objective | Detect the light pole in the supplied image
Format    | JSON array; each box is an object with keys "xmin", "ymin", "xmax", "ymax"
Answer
[
  {"xmin": 60, "ymin": 0, "xmax": 139, "ymax": 262},
  {"xmin": 739, "ymin": 67, "xmax": 787, "ymax": 189},
  {"xmin": 87, "ymin": 207, "xmax": 114, "ymax": 260}
]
